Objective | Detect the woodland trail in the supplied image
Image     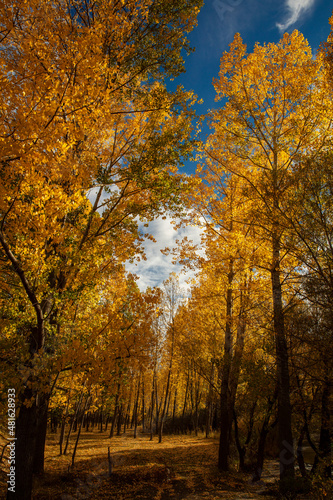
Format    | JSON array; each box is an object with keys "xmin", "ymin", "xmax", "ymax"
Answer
[{"xmin": 1, "ymin": 430, "xmax": 313, "ymax": 499}]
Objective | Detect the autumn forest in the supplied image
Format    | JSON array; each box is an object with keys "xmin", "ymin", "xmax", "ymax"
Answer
[{"xmin": 1, "ymin": 1, "xmax": 333, "ymax": 499}]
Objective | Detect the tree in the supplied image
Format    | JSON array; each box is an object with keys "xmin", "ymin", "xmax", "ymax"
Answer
[
  {"xmin": 280, "ymin": 151, "xmax": 333, "ymax": 477},
  {"xmin": 0, "ymin": 1, "xmax": 202, "ymax": 498},
  {"xmin": 157, "ymin": 274, "xmax": 183, "ymax": 443},
  {"xmin": 204, "ymin": 30, "xmax": 331, "ymax": 484}
]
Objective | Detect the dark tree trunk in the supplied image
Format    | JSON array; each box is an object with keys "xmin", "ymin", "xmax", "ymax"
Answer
[
  {"xmin": 182, "ymin": 366, "xmax": 190, "ymax": 421},
  {"xmin": 104, "ymin": 415, "xmax": 109, "ymax": 432},
  {"xmin": 193, "ymin": 379, "xmax": 201, "ymax": 437},
  {"xmin": 172, "ymin": 388, "xmax": 178, "ymax": 433},
  {"xmin": 233, "ymin": 410, "xmax": 246, "ymax": 472},
  {"xmin": 297, "ymin": 425, "xmax": 307, "ymax": 478},
  {"xmin": 252, "ymin": 419, "xmax": 270, "ymax": 482},
  {"xmin": 159, "ymin": 324, "xmax": 174, "ymax": 443},
  {"xmin": 133, "ymin": 377, "xmax": 140, "ymax": 438},
  {"xmin": 59, "ymin": 392, "xmax": 71, "ymax": 455},
  {"xmin": 218, "ymin": 263, "xmax": 234, "ymax": 471},
  {"xmin": 252, "ymin": 391, "xmax": 277, "ymax": 482},
  {"xmin": 149, "ymin": 371, "xmax": 156, "ymax": 441},
  {"xmin": 64, "ymin": 385, "xmax": 85, "ymax": 455},
  {"xmin": 271, "ymin": 235, "xmax": 294, "ymax": 482},
  {"xmin": 33, "ymin": 393, "xmax": 50, "ymax": 475},
  {"xmin": 117, "ymin": 404, "xmax": 123, "ymax": 436},
  {"xmin": 71, "ymin": 395, "xmax": 90, "ymax": 468},
  {"xmin": 141, "ymin": 378, "xmax": 145, "ymax": 433},
  {"xmin": 234, "ymin": 401, "xmax": 256, "ymax": 472},
  {"xmin": 205, "ymin": 361, "xmax": 214, "ymax": 438},
  {"xmin": 155, "ymin": 381, "xmax": 161, "ymax": 437},
  {"xmin": 7, "ymin": 388, "xmax": 38, "ymax": 500},
  {"xmin": 110, "ymin": 384, "xmax": 120, "ymax": 439},
  {"xmin": 318, "ymin": 375, "xmax": 331, "ymax": 477},
  {"xmin": 100, "ymin": 406, "xmax": 104, "ymax": 432}
]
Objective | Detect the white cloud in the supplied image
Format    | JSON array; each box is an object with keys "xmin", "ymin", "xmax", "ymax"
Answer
[
  {"xmin": 126, "ymin": 215, "xmax": 204, "ymax": 293},
  {"xmin": 210, "ymin": 0, "xmax": 261, "ymax": 52},
  {"xmin": 276, "ymin": 0, "xmax": 315, "ymax": 32}
]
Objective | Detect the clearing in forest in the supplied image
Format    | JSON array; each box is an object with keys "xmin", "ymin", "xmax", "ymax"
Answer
[{"xmin": 1, "ymin": 430, "xmax": 306, "ymax": 499}]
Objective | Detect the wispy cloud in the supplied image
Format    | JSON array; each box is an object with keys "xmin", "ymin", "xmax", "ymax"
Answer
[
  {"xmin": 210, "ymin": 0, "xmax": 262, "ymax": 52},
  {"xmin": 276, "ymin": 0, "xmax": 316, "ymax": 33},
  {"xmin": 126, "ymin": 216, "xmax": 203, "ymax": 292}
]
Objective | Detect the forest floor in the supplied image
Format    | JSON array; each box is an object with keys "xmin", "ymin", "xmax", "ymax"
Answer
[{"xmin": 0, "ymin": 430, "xmax": 316, "ymax": 499}]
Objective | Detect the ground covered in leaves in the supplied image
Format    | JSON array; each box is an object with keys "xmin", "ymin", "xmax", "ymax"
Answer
[{"xmin": 0, "ymin": 430, "xmax": 315, "ymax": 499}]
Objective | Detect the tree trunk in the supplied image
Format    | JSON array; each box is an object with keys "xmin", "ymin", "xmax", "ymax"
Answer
[
  {"xmin": 234, "ymin": 401, "xmax": 256, "ymax": 472},
  {"xmin": 182, "ymin": 366, "xmax": 190, "ymax": 423},
  {"xmin": 172, "ymin": 387, "xmax": 178, "ymax": 433},
  {"xmin": 318, "ymin": 375, "xmax": 331, "ymax": 477},
  {"xmin": 141, "ymin": 378, "xmax": 145, "ymax": 433},
  {"xmin": 59, "ymin": 390, "xmax": 71, "ymax": 455},
  {"xmin": 233, "ymin": 410, "xmax": 246, "ymax": 472},
  {"xmin": 7, "ymin": 388, "xmax": 38, "ymax": 500},
  {"xmin": 64, "ymin": 385, "xmax": 85, "ymax": 455},
  {"xmin": 252, "ymin": 392, "xmax": 277, "ymax": 482},
  {"xmin": 296, "ymin": 425, "xmax": 307, "ymax": 478},
  {"xmin": 252, "ymin": 418, "xmax": 270, "ymax": 482},
  {"xmin": 218, "ymin": 263, "xmax": 234, "ymax": 471},
  {"xmin": 117, "ymin": 404, "xmax": 123, "ymax": 436},
  {"xmin": 71, "ymin": 395, "xmax": 90, "ymax": 468},
  {"xmin": 33, "ymin": 393, "xmax": 50, "ymax": 475},
  {"xmin": 193, "ymin": 377, "xmax": 201, "ymax": 436},
  {"xmin": 158, "ymin": 323, "xmax": 175, "ymax": 443},
  {"xmin": 100, "ymin": 404, "xmax": 104, "ymax": 432},
  {"xmin": 205, "ymin": 361, "xmax": 215, "ymax": 438},
  {"xmin": 155, "ymin": 379, "xmax": 161, "ymax": 437},
  {"xmin": 133, "ymin": 377, "xmax": 140, "ymax": 438},
  {"xmin": 110, "ymin": 384, "xmax": 120, "ymax": 439},
  {"xmin": 271, "ymin": 234, "xmax": 294, "ymax": 482},
  {"xmin": 150, "ymin": 370, "xmax": 156, "ymax": 441}
]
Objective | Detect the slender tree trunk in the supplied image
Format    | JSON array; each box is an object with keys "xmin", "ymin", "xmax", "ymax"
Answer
[
  {"xmin": 150, "ymin": 370, "xmax": 156, "ymax": 440},
  {"xmin": 205, "ymin": 361, "xmax": 215, "ymax": 438},
  {"xmin": 85, "ymin": 412, "xmax": 90, "ymax": 432},
  {"xmin": 59, "ymin": 390, "xmax": 71, "ymax": 455},
  {"xmin": 155, "ymin": 379, "xmax": 161, "ymax": 436},
  {"xmin": 64, "ymin": 385, "xmax": 85, "ymax": 455},
  {"xmin": 71, "ymin": 395, "xmax": 90, "ymax": 468},
  {"xmin": 296, "ymin": 425, "xmax": 307, "ymax": 478},
  {"xmin": 158, "ymin": 323, "xmax": 175, "ymax": 443},
  {"xmin": 252, "ymin": 392, "xmax": 277, "ymax": 482},
  {"xmin": 234, "ymin": 400, "xmax": 257, "ymax": 472},
  {"xmin": 141, "ymin": 377, "xmax": 145, "ymax": 433},
  {"xmin": 271, "ymin": 234, "xmax": 294, "ymax": 482},
  {"xmin": 33, "ymin": 392, "xmax": 50, "ymax": 475},
  {"xmin": 193, "ymin": 377, "xmax": 201, "ymax": 436},
  {"xmin": 233, "ymin": 410, "xmax": 246, "ymax": 471},
  {"xmin": 218, "ymin": 262, "xmax": 234, "ymax": 471},
  {"xmin": 110, "ymin": 383, "xmax": 120, "ymax": 438},
  {"xmin": 117, "ymin": 404, "xmax": 123, "ymax": 436},
  {"xmin": 172, "ymin": 387, "xmax": 178, "ymax": 433},
  {"xmin": 229, "ymin": 296, "xmax": 246, "ymax": 410},
  {"xmin": 252, "ymin": 418, "xmax": 270, "ymax": 482},
  {"xmin": 318, "ymin": 375, "xmax": 331, "ymax": 477},
  {"xmin": 133, "ymin": 377, "xmax": 140, "ymax": 438},
  {"xmin": 100, "ymin": 402, "xmax": 104, "ymax": 432},
  {"xmin": 182, "ymin": 366, "xmax": 190, "ymax": 423}
]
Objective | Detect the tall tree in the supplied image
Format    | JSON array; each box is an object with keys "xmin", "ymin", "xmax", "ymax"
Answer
[
  {"xmin": 204, "ymin": 30, "xmax": 331, "ymax": 484},
  {"xmin": 0, "ymin": 1, "xmax": 202, "ymax": 498}
]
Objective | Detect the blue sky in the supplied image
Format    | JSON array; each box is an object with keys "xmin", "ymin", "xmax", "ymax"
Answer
[
  {"xmin": 180, "ymin": 0, "xmax": 333, "ymax": 174},
  {"xmin": 127, "ymin": 0, "xmax": 333, "ymax": 291}
]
